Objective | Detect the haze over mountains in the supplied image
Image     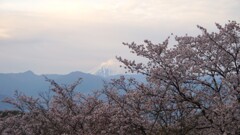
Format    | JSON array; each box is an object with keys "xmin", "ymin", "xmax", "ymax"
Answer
[
  {"xmin": 0, "ymin": 70, "xmax": 102, "ymax": 96},
  {"xmin": 0, "ymin": 69, "xmax": 145, "ymax": 110}
]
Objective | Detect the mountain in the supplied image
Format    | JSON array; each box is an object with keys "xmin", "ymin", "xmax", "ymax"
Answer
[
  {"xmin": 93, "ymin": 59, "xmax": 126, "ymax": 77},
  {"xmin": 95, "ymin": 67, "xmax": 114, "ymax": 77},
  {"xmin": 0, "ymin": 70, "xmax": 146, "ymax": 110},
  {"xmin": 0, "ymin": 71, "xmax": 104, "ymax": 97},
  {"xmin": 0, "ymin": 70, "xmax": 48, "ymax": 97},
  {"xmin": 45, "ymin": 71, "xmax": 104, "ymax": 93}
]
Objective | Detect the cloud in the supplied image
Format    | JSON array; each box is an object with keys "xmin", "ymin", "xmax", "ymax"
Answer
[
  {"xmin": 0, "ymin": 29, "xmax": 10, "ymax": 39},
  {"xmin": 0, "ymin": 0, "xmax": 239, "ymax": 74}
]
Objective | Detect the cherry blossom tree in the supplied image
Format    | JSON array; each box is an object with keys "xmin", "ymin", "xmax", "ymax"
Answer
[
  {"xmin": 0, "ymin": 79, "xmax": 109, "ymax": 135},
  {"xmin": 117, "ymin": 20, "xmax": 240, "ymax": 134},
  {"xmin": 1, "ymin": 21, "xmax": 239, "ymax": 135}
]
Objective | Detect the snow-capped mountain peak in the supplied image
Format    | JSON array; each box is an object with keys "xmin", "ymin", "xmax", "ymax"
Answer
[
  {"xmin": 95, "ymin": 67, "xmax": 114, "ymax": 77},
  {"xmin": 92, "ymin": 59, "xmax": 126, "ymax": 77}
]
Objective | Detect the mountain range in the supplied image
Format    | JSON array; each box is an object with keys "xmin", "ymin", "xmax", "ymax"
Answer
[{"xmin": 0, "ymin": 70, "xmax": 145, "ymax": 110}]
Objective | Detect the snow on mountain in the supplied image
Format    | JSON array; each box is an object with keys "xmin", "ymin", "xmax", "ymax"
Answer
[
  {"xmin": 93, "ymin": 59, "xmax": 126, "ymax": 77},
  {"xmin": 95, "ymin": 67, "xmax": 114, "ymax": 77}
]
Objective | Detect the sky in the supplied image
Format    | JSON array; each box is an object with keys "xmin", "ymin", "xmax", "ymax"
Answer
[{"xmin": 0, "ymin": 0, "xmax": 239, "ymax": 74}]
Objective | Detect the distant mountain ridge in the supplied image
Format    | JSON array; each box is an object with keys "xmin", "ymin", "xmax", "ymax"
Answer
[
  {"xmin": 0, "ymin": 71, "xmax": 104, "ymax": 97},
  {"xmin": 0, "ymin": 70, "xmax": 145, "ymax": 110},
  {"xmin": 0, "ymin": 71, "xmax": 104, "ymax": 110}
]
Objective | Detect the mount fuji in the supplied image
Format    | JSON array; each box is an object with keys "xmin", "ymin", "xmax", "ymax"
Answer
[{"xmin": 93, "ymin": 59, "xmax": 126, "ymax": 77}]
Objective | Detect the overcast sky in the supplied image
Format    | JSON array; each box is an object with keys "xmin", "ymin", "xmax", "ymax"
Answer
[{"xmin": 0, "ymin": 0, "xmax": 239, "ymax": 74}]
